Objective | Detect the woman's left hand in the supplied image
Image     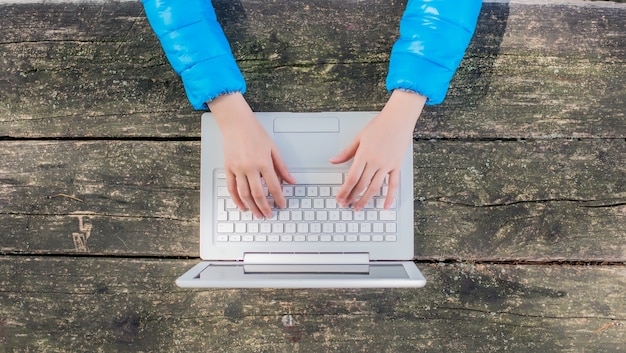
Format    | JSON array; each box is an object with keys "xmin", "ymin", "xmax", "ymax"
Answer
[{"xmin": 330, "ymin": 90, "xmax": 427, "ymax": 210}]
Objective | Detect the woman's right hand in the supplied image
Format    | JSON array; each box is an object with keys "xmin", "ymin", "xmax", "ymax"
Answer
[{"xmin": 208, "ymin": 93, "xmax": 295, "ymax": 219}]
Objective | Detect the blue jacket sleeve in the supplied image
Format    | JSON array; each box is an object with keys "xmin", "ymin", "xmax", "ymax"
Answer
[
  {"xmin": 386, "ymin": 0, "xmax": 482, "ymax": 105},
  {"xmin": 142, "ymin": 0, "xmax": 246, "ymax": 110}
]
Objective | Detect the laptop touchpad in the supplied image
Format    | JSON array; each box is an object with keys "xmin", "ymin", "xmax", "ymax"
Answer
[
  {"xmin": 273, "ymin": 118, "xmax": 341, "ymax": 167},
  {"xmin": 274, "ymin": 117, "xmax": 339, "ymax": 133}
]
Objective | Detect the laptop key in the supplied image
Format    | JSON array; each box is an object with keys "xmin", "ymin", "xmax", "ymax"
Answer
[
  {"xmin": 235, "ymin": 223, "xmax": 246, "ymax": 233},
  {"xmin": 217, "ymin": 186, "xmax": 229, "ymax": 197},
  {"xmin": 379, "ymin": 210, "xmax": 397, "ymax": 221},
  {"xmin": 225, "ymin": 199, "xmax": 237, "ymax": 209},
  {"xmin": 217, "ymin": 223, "xmax": 234, "ymax": 233},
  {"xmin": 247, "ymin": 223, "xmax": 259, "ymax": 233},
  {"xmin": 385, "ymin": 234, "xmax": 397, "ymax": 242},
  {"xmin": 294, "ymin": 186, "xmax": 306, "ymax": 197},
  {"xmin": 285, "ymin": 223, "xmax": 297, "ymax": 233}
]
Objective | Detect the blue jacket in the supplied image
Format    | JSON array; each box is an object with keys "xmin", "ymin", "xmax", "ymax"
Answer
[{"xmin": 143, "ymin": 0, "xmax": 481, "ymax": 110}]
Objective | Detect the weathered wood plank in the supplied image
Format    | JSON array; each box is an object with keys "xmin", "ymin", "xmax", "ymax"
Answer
[
  {"xmin": 2, "ymin": 140, "xmax": 623, "ymax": 259},
  {"xmin": 415, "ymin": 201, "xmax": 625, "ymax": 261},
  {"xmin": 1, "ymin": 257, "xmax": 624, "ymax": 352},
  {"xmin": 0, "ymin": 1, "xmax": 624, "ymax": 138}
]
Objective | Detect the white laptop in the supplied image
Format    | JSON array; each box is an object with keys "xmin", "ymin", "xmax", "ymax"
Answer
[{"xmin": 176, "ymin": 112, "xmax": 426, "ymax": 288}]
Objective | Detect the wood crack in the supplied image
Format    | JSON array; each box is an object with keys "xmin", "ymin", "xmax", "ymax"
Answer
[
  {"xmin": 437, "ymin": 306, "xmax": 626, "ymax": 322},
  {"xmin": 424, "ymin": 197, "xmax": 626, "ymax": 208}
]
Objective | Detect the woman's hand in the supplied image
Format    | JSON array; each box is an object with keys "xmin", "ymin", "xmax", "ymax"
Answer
[
  {"xmin": 330, "ymin": 90, "xmax": 426, "ymax": 210},
  {"xmin": 209, "ymin": 93, "xmax": 295, "ymax": 219}
]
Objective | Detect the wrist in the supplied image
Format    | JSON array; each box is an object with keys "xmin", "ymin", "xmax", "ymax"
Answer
[
  {"xmin": 388, "ymin": 89, "xmax": 427, "ymax": 110},
  {"xmin": 207, "ymin": 92, "xmax": 246, "ymax": 113},
  {"xmin": 207, "ymin": 92, "xmax": 256, "ymax": 130},
  {"xmin": 382, "ymin": 90, "xmax": 426, "ymax": 125}
]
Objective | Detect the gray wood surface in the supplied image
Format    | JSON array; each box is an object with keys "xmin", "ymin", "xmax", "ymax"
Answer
[
  {"xmin": 1, "ymin": 1, "xmax": 625, "ymax": 352},
  {"xmin": 1, "ymin": 258, "xmax": 624, "ymax": 353},
  {"xmin": 0, "ymin": 1, "xmax": 624, "ymax": 138},
  {"xmin": 2, "ymin": 140, "xmax": 624, "ymax": 260}
]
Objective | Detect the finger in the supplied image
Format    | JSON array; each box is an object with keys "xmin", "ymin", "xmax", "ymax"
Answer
[
  {"xmin": 330, "ymin": 138, "xmax": 359, "ymax": 164},
  {"xmin": 247, "ymin": 174, "xmax": 273, "ymax": 218},
  {"xmin": 272, "ymin": 147, "xmax": 295, "ymax": 184},
  {"xmin": 344, "ymin": 165, "xmax": 378, "ymax": 209},
  {"xmin": 226, "ymin": 171, "xmax": 245, "ymax": 211},
  {"xmin": 261, "ymin": 165, "xmax": 286, "ymax": 209},
  {"xmin": 353, "ymin": 169, "xmax": 387, "ymax": 211},
  {"xmin": 236, "ymin": 173, "xmax": 263, "ymax": 219},
  {"xmin": 384, "ymin": 169, "xmax": 400, "ymax": 209},
  {"xmin": 336, "ymin": 159, "xmax": 366, "ymax": 207}
]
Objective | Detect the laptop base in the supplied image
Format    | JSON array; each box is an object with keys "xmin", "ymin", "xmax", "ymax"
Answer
[{"xmin": 176, "ymin": 261, "xmax": 426, "ymax": 288}]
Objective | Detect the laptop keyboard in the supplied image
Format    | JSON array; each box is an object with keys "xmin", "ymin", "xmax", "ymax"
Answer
[{"xmin": 214, "ymin": 171, "xmax": 398, "ymax": 243}]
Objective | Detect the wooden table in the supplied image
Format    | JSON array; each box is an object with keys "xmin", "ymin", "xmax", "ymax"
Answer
[{"xmin": 1, "ymin": 0, "xmax": 624, "ymax": 351}]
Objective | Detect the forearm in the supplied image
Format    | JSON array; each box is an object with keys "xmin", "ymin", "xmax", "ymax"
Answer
[
  {"xmin": 208, "ymin": 93, "xmax": 256, "ymax": 132},
  {"xmin": 383, "ymin": 90, "xmax": 427, "ymax": 125}
]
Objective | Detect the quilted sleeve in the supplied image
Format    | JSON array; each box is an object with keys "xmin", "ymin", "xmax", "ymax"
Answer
[
  {"xmin": 386, "ymin": 0, "xmax": 482, "ymax": 105},
  {"xmin": 142, "ymin": 0, "xmax": 246, "ymax": 110}
]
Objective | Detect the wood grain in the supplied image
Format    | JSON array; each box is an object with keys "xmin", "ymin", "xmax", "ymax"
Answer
[
  {"xmin": 1, "ymin": 257, "xmax": 624, "ymax": 352},
  {"xmin": 2, "ymin": 140, "xmax": 623, "ymax": 260},
  {"xmin": 0, "ymin": 2, "xmax": 624, "ymax": 138},
  {"xmin": 1, "ymin": 2, "xmax": 625, "ymax": 352}
]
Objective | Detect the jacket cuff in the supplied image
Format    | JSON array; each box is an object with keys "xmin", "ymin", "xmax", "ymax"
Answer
[
  {"xmin": 386, "ymin": 53, "xmax": 452, "ymax": 106},
  {"xmin": 181, "ymin": 55, "xmax": 247, "ymax": 110}
]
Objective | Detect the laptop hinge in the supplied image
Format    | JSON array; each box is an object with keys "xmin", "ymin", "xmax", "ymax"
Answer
[{"xmin": 243, "ymin": 252, "xmax": 369, "ymax": 265}]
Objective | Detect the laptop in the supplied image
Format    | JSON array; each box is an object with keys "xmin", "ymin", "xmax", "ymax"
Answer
[{"xmin": 176, "ymin": 112, "xmax": 426, "ymax": 288}]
